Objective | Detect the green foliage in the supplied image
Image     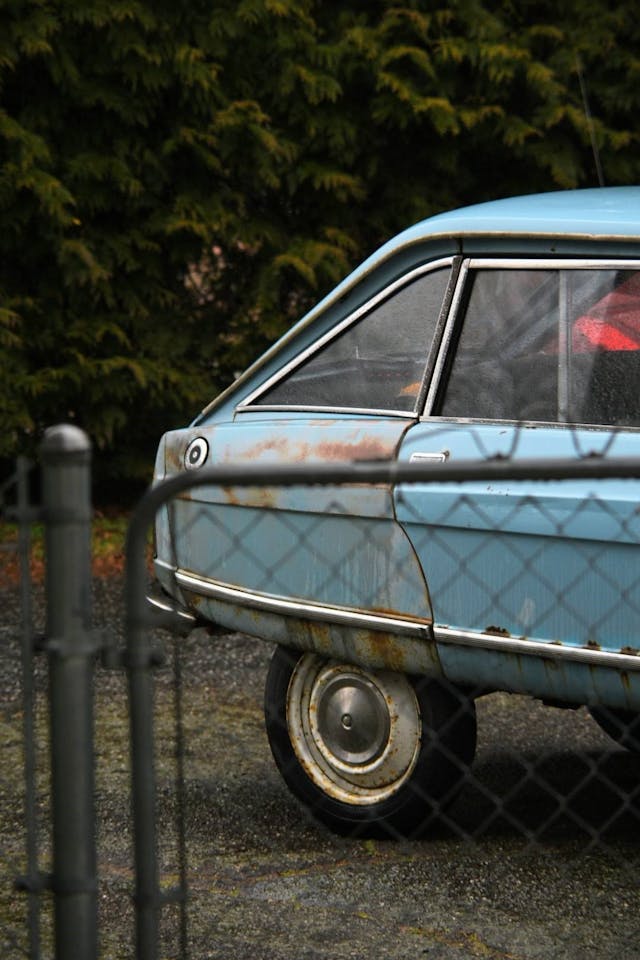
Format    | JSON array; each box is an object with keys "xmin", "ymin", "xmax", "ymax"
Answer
[{"xmin": 1, "ymin": 0, "xmax": 640, "ymax": 499}]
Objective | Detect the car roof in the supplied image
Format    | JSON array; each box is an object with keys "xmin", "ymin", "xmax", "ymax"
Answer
[
  {"xmin": 408, "ymin": 186, "xmax": 640, "ymax": 238},
  {"xmin": 371, "ymin": 186, "xmax": 640, "ymax": 267}
]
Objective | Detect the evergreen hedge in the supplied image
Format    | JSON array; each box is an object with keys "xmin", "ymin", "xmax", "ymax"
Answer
[{"xmin": 1, "ymin": 1, "xmax": 639, "ymax": 500}]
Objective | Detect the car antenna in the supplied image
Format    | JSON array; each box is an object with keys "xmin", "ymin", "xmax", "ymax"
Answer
[{"xmin": 575, "ymin": 53, "xmax": 605, "ymax": 187}]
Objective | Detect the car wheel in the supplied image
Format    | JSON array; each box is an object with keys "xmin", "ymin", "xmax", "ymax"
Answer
[
  {"xmin": 589, "ymin": 706, "xmax": 640, "ymax": 753},
  {"xmin": 264, "ymin": 646, "xmax": 477, "ymax": 838}
]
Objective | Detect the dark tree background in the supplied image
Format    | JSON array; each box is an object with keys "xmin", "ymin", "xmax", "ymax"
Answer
[{"xmin": 1, "ymin": 0, "xmax": 639, "ymax": 500}]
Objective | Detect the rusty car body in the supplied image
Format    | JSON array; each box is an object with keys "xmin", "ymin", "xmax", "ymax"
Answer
[{"xmin": 152, "ymin": 187, "xmax": 640, "ymax": 835}]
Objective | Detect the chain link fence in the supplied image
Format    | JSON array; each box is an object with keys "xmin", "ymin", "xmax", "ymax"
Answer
[
  {"xmin": 2, "ymin": 429, "xmax": 640, "ymax": 957},
  {"xmin": 0, "ymin": 458, "xmax": 51, "ymax": 958},
  {"xmin": 127, "ymin": 447, "xmax": 640, "ymax": 958}
]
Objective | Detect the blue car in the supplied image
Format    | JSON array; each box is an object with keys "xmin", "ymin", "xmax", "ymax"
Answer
[{"xmin": 153, "ymin": 187, "xmax": 640, "ymax": 836}]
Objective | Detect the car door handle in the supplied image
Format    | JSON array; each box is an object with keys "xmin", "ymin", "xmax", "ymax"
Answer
[{"xmin": 409, "ymin": 451, "xmax": 450, "ymax": 463}]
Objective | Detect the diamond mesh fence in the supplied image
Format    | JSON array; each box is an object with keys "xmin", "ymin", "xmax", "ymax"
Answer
[
  {"xmin": 131, "ymin": 453, "xmax": 640, "ymax": 958},
  {"xmin": 0, "ymin": 460, "xmax": 52, "ymax": 958},
  {"xmin": 2, "ymin": 447, "xmax": 640, "ymax": 958}
]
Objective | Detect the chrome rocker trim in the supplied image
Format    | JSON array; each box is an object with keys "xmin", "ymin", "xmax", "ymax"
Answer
[
  {"xmin": 175, "ymin": 569, "xmax": 640, "ymax": 672},
  {"xmin": 175, "ymin": 570, "xmax": 431, "ymax": 638},
  {"xmin": 433, "ymin": 625, "xmax": 640, "ymax": 671}
]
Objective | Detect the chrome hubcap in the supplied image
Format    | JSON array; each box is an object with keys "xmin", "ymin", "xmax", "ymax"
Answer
[
  {"xmin": 314, "ymin": 674, "xmax": 391, "ymax": 767},
  {"xmin": 286, "ymin": 656, "xmax": 422, "ymax": 805}
]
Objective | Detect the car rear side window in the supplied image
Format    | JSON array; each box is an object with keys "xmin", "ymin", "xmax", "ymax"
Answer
[
  {"xmin": 253, "ymin": 267, "xmax": 450, "ymax": 413},
  {"xmin": 440, "ymin": 266, "xmax": 640, "ymax": 427}
]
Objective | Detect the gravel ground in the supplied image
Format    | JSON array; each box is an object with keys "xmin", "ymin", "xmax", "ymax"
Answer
[{"xmin": 1, "ymin": 575, "xmax": 640, "ymax": 959}]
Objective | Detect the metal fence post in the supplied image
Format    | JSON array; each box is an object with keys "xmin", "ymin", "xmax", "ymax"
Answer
[{"xmin": 40, "ymin": 425, "xmax": 97, "ymax": 960}]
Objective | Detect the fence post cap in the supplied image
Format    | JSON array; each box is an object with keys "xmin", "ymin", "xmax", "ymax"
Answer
[{"xmin": 40, "ymin": 423, "xmax": 91, "ymax": 457}]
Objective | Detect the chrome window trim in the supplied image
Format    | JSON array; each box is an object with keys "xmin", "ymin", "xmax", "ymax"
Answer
[
  {"xmin": 422, "ymin": 260, "xmax": 469, "ymax": 415},
  {"xmin": 234, "ymin": 404, "xmax": 416, "ymax": 419},
  {"xmin": 467, "ymin": 257, "xmax": 640, "ymax": 270},
  {"xmin": 417, "ymin": 414, "xmax": 640, "ymax": 432},
  {"xmin": 237, "ymin": 257, "xmax": 456, "ymax": 412},
  {"xmin": 422, "ymin": 255, "xmax": 640, "ymax": 422}
]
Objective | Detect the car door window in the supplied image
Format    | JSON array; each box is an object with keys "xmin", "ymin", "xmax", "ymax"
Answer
[
  {"xmin": 253, "ymin": 267, "xmax": 450, "ymax": 413},
  {"xmin": 440, "ymin": 266, "xmax": 640, "ymax": 426}
]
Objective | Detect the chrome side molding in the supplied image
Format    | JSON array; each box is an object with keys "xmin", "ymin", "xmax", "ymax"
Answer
[{"xmin": 174, "ymin": 567, "xmax": 640, "ymax": 671}]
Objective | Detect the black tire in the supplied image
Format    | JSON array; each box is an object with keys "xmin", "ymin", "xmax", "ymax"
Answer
[
  {"xmin": 589, "ymin": 706, "xmax": 640, "ymax": 754},
  {"xmin": 264, "ymin": 646, "xmax": 477, "ymax": 838}
]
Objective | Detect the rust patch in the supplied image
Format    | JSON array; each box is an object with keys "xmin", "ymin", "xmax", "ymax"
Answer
[
  {"xmin": 219, "ymin": 485, "xmax": 241, "ymax": 506},
  {"xmin": 219, "ymin": 485, "xmax": 278, "ymax": 509},
  {"xmin": 220, "ymin": 430, "xmax": 397, "ymax": 465},
  {"xmin": 485, "ymin": 625, "xmax": 511, "ymax": 637},
  {"xmin": 361, "ymin": 631, "xmax": 409, "ymax": 674},
  {"xmin": 620, "ymin": 646, "xmax": 639, "ymax": 656},
  {"xmin": 165, "ymin": 441, "xmax": 183, "ymax": 474},
  {"xmin": 368, "ymin": 606, "xmax": 431, "ymax": 626},
  {"xmin": 224, "ymin": 436, "xmax": 293, "ymax": 461},
  {"xmin": 287, "ymin": 619, "xmax": 334, "ymax": 658},
  {"xmin": 314, "ymin": 438, "xmax": 394, "ymax": 462}
]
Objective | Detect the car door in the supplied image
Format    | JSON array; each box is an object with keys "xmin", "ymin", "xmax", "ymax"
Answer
[
  {"xmin": 164, "ymin": 260, "xmax": 455, "ymax": 661},
  {"xmin": 394, "ymin": 258, "xmax": 640, "ymax": 694}
]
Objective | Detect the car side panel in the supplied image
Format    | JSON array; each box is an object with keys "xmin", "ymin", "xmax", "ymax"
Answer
[
  {"xmin": 155, "ymin": 417, "xmax": 440, "ymax": 674},
  {"xmin": 394, "ymin": 422, "xmax": 640, "ymax": 708}
]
